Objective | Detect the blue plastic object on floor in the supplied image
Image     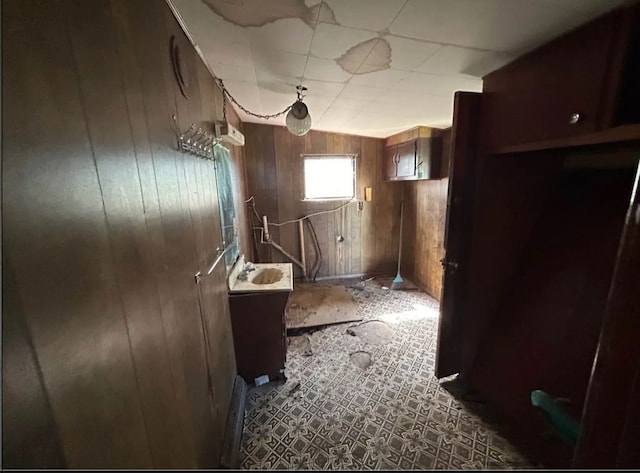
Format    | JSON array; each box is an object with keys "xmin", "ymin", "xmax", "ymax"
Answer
[{"xmin": 531, "ymin": 389, "xmax": 580, "ymax": 448}]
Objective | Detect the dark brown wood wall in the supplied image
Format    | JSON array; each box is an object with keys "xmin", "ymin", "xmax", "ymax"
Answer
[
  {"xmin": 401, "ymin": 129, "xmax": 451, "ymax": 300},
  {"xmin": 242, "ymin": 124, "xmax": 403, "ymax": 279},
  {"xmin": 467, "ymin": 162, "xmax": 636, "ymax": 467},
  {"xmin": 2, "ymin": 0, "xmax": 249, "ymax": 468}
]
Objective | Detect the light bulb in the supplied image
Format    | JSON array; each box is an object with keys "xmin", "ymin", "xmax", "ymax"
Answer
[{"xmin": 286, "ymin": 101, "xmax": 312, "ymax": 136}]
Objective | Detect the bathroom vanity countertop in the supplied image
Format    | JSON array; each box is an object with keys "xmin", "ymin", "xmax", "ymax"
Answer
[{"xmin": 228, "ymin": 262, "xmax": 293, "ymax": 294}]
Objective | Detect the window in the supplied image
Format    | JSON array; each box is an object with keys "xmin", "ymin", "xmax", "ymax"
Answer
[{"xmin": 303, "ymin": 155, "xmax": 356, "ymax": 200}]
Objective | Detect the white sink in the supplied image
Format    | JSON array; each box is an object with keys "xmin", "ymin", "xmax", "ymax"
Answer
[{"xmin": 228, "ymin": 256, "xmax": 293, "ymax": 294}]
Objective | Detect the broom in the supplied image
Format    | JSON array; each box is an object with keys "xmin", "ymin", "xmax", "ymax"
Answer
[{"xmin": 390, "ymin": 199, "xmax": 417, "ymax": 290}]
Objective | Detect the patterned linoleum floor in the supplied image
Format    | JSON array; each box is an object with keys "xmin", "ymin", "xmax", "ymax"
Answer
[{"xmin": 240, "ymin": 278, "xmax": 533, "ymax": 470}]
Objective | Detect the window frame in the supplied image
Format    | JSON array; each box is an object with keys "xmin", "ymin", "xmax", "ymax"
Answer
[{"xmin": 301, "ymin": 154, "xmax": 358, "ymax": 202}]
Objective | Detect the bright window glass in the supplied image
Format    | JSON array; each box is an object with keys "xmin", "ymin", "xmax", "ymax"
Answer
[{"xmin": 303, "ymin": 155, "xmax": 356, "ymax": 200}]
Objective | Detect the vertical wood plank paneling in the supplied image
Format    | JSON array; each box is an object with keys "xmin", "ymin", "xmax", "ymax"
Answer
[
  {"xmin": 161, "ymin": 6, "xmax": 223, "ymax": 467},
  {"xmin": 3, "ymin": 0, "xmax": 248, "ymax": 468},
  {"xmin": 120, "ymin": 0, "xmax": 200, "ymax": 465},
  {"xmin": 2, "ymin": 260, "xmax": 67, "ymax": 468},
  {"xmin": 2, "ymin": 6, "xmax": 68, "ymax": 469},
  {"xmin": 261, "ymin": 126, "xmax": 280, "ymax": 263},
  {"xmin": 375, "ymin": 139, "xmax": 401, "ymax": 275},
  {"xmin": 333, "ymin": 133, "xmax": 347, "ymax": 276},
  {"xmin": 360, "ymin": 138, "xmax": 378, "ymax": 274},
  {"xmin": 400, "ymin": 129, "xmax": 451, "ymax": 300},
  {"xmin": 242, "ymin": 123, "xmax": 261, "ymax": 260},
  {"xmin": 290, "ymin": 133, "xmax": 307, "ymax": 278},
  {"xmin": 68, "ymin": 0, "xmax": 187, "ymax": 466},
  {"xmin": 4, "ymin": 0, "xmax": 151, "ymax": 467},
  {"xmin": 243, "ymin": 125, "xmax": 401, "ymax": 279},
  {"xmin": 274, "ymin": 128, "xmax": 295, "ymax": 264},
  {"xmin": 347, "ymin": 135, "xmax": 363, "ymax": 275},
  {"xmin": 244, "ymin": 123, "xmax": 276, "ymax": 262}
]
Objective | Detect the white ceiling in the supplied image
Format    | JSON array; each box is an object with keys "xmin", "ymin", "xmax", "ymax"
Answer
[{"xmin": 171, "ymin": 0, "xmax": 630, "ymax": 138}]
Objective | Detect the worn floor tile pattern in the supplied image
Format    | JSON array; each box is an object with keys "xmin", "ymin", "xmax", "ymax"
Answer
[{"xmin": 240, "ymin": 280, "xmax": 532, "ymax": 470}]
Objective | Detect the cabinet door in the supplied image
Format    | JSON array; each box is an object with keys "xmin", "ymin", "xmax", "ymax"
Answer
[
  {"xmin": 416, "ymin": 137, "xmax": 443, "ymax": 179},
  {"xmin": 384, "ymin": 145, "xmax": 398, "ymax": 178},
  {"xmin": 481, "ymin": 10, "xmax": 619, "ymax": 149},
  {"xmin": 396, "ymin": 141, "xmax": 416, "ymax": 178},
  {"xmin": 228, "ymin": 292, "xmax": 289, "ymax": 383}
]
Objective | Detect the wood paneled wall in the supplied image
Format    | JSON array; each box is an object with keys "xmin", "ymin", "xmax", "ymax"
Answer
[
  {"xmin": 2, "ymin": 0, "xmax": 249, "ymax": 468},
  {"xmin": 401, "ymin": 129, "xmax": 451, "ymax": 300},
  {"xmin": 242, "ymin": 124, "xmax": 403, "ymax": 279}
]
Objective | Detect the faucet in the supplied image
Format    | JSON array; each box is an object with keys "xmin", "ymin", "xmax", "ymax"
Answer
[{"xmin": 237, "ymin": 261, "xmax": 256, "ymax": 281}]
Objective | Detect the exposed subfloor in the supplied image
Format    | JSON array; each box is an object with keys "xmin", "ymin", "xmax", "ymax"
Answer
[{"xmin": 240, "ymin": 278, "xmax": 533, "ymax": 470}]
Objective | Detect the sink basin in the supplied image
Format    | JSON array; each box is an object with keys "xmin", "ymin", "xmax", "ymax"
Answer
[
  {"xmin": 228, "ymin": 257, "xmax": 293, "ymax": 294},
  {"xmin": 251, "ymin": 268, "xmax": 284, "ymax": 285}
]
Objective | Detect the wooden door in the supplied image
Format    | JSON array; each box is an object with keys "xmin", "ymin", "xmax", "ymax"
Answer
[
  {"xmin": 573, "ymin": 158, "xmax": 640, "ymax": 468},
  {"xmin": 435, "ymin": 92, "xmax": 482, "ymax": 378},
  {"xmin": 384, "ymin": 145, "xmax": 398, "ymax": 178},
  {"xmin": 396, "ymin": 140, "xmax": 416, "ymax": 177}
]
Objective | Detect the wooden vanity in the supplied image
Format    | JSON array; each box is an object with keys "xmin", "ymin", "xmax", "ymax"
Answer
[{"xmin": 227, "ymin": 260, "xmax": 293, "ymax": 384}]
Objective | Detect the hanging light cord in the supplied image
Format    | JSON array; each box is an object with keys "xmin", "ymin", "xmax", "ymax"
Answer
[{"xmin": 217, "ymin": 78, "xmax": 294, "ymax": 120}]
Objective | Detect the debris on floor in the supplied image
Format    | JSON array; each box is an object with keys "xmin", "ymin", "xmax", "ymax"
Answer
[
  {"xmin": 253, "ymin": 374, "xmax": 270, "ymax": 387},
  {"xmin": 241, "ymin": 277, "xmax": 532, "ymax": 470},
  {"xmin": 288, "ymin": 335, "xmax": 313, "ymax": 356},
  {"xmin": 286, "ymin": 381, "xmax": 301, "ymax": 396},
  {"xmin": 348, "ymin": 277, "xmax": 375, "ymax": 291},
  {"xmin": 286, "ymin": 284, "xmax": 362, "ymax": 329},
  {"xmin": 349, "ymin": 351, "xmax": 372, "ymax": 370},
  {"xmin": 346, "ymin": 320, "xmax": 394, "ymax": 345}
]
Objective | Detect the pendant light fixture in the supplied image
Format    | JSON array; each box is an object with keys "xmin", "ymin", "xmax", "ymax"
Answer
[
  {"xmin": 217, "ymin": 79, "xmax": 312, "ymax": 137},
  {"xmin": 285, "ymin": 85, "xmax": 312, "ymax": 136}
]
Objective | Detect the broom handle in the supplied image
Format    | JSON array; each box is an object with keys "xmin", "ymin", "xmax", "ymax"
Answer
[{"xmin": 397, "ymin": 200, "xmax": 404, "ymax": 274}]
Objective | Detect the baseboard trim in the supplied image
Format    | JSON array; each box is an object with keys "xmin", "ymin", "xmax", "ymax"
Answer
[
  {"xmin": 307, "ymin": 272, "xmax": 394, "ymax": 282},
  {"xmin": 219, "ymin": 375, "xmax": 247, "ymax": 469}
]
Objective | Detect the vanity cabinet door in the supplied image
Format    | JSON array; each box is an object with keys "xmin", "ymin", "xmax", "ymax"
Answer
[{"xmin": 228, "ymin": 291, "xmax": 290, "ymax": 383}]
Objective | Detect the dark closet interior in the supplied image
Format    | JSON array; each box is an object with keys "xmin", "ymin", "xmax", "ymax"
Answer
[{"xmin": 467, "ymin": 149, "xmax": 639, "ymax": 466}]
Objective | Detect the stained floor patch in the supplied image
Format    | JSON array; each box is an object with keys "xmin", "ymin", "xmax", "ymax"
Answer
[
  {"xmin": 350, "ymin": 351, "xmax": 372, "ymax": 370},
  {"xmin": 347, "ymin": 320, "xmax": 394, "ymax": 345}
]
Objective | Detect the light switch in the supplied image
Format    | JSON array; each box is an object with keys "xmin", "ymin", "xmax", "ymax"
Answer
[{"xmin": 364, "ymin": 187, "xmax": 372, "ymax": 201}]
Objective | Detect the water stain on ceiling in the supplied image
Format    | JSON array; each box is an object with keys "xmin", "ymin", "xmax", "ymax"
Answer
[
  {"xmin": 201, "ymin": 0, "xmax": 336, "ymax": 28},
  {"xmin": 337, "ymin": 38, "xmax": 391, "ymax": 74}
]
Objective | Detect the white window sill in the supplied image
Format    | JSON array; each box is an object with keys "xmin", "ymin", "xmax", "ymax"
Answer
[{"xmin": 301, "ymin": 197, "xmax": 356, "ymax": 202}]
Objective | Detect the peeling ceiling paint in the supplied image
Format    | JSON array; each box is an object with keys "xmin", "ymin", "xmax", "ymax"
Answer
[
  {"xmin": 172, "ymin": 0, "xmax": 631, "ymax": 138},
  {"xmin": 201, "ymin": 0, "xmax": 337, "ymax": 28}
]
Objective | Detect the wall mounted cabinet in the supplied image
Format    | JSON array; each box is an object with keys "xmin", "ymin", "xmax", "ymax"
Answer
[
  {"xmin": 384, "ymin": 137, "xmax": 442, "ymax": 181},
  {"xmin": 481, "ymin": 4, "xmax": 640, "ymax": 152}
]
